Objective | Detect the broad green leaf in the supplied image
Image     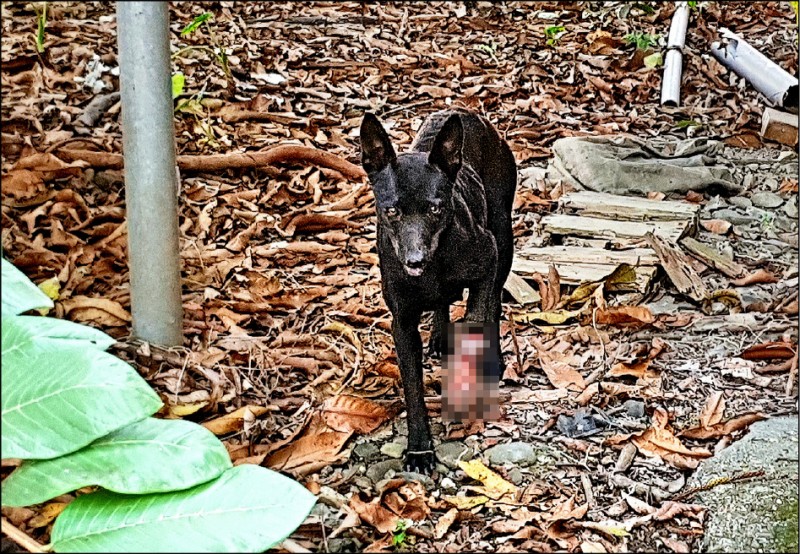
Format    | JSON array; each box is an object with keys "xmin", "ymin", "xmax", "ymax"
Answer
[
  {"xmin": 2, "ymin": 418, "xmax": 232, "ymax": 507},
  {"xmin": 644, "ymin": 52, "xmax": 663, "ymax": 68},
  {"xmin": 171, "ymin": 72, "xmax": 185, "ymax": 99},
  {"xmin": 1, "ymin": 343, "xmax": 162, "ymax": 459},
  {"xmin": 51, "ymin": 464, "xmax": 317, "ymax": 553},
  {"xmin": 1, "ymin": 259, "xmax": 53, "ymax": 317},
  {"xmin": 3, "ymin": 315, "xmax": 116, "ymax": 352},
  {"xmin": 181, "ymin": 12, "xmax": 212, "ymax": 36}
]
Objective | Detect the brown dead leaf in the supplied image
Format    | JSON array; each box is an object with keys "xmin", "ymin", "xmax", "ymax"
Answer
[
  {"xmin": 699, "ymin": 391, "xmax": 725, "ymax": 428},
  {"xmin": 595, "ymin": 305, "xmax": 654, "ymax": 325},
  {"xmin": 700, "ymin": 219, "xmax": 732, "ymax": 235},
  {"xmin": 537, "ymin": 351, "xmax": 587, "ymax": 392},
  {"xmin": 60, "ymin": 296, "xmax": 131, "ymax": 326},
  {"xmin": 202, "ymin": 405, "xmax": 271, "ymax": 435},
  {"xmin": 418, "ymin": 84, "xmax": 454, "ymax": 98},
  {"xmin": 680, "ymin": 412, "xmax": 766, "ymax": 440},
  {"xmin": 434, "ymin": 508, "xmax": 459, "ymax": 539},
  {"xmin": 730, "ymin": 269, "xmax": 779, "ymax": 287},
  {"xmin": 660, "ymin": 537, "xmax": 691, "ymax": 553},
  {"xmin": 531, "ymin": 265, "xmax": 561, "ymax": 311},
  {"xmin": 349, "ymin": 492, "xmax": 400, "ymax": 534},
  {"xmin": 27, "ymin": 502, "xmax": 69, "ymax": 528},
  {"xmin": 545, "ymin": 496, "xmax": 588, "ymax": 522},
  {"xmin": 283, "ymin": 213, "xmax": 362, "ymax": 236},
  {"xmin": 380, "ymin": 479, "xmax": 430, "ymax": 521},
  {"xmin": 779, "ymin": 177, "xmax": 798, "ymax": 194},
  {"xmin": 631, "ymin": 408, "xmax": 712, "ymax": 469},
  {"xmin": 607, "ymin": 360, "xmax": 650, "ymax": 379},
  {"xmin": 264, "ymin": 429, "xmax": 352, "ymax": 473},
  {"xmin": 738, "ymin": 341, "xmax": 796, "ymax": 361},
  {"xmin": 321, "ymin": 395, "xmax": 393, "ymax": 434}
]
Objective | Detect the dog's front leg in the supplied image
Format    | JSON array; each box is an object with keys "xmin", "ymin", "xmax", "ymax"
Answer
[{"xmin": 392, "ymin": 310, "xmax": 435, "ymax": 473}]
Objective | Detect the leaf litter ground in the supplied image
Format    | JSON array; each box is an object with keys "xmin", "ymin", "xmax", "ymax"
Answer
[{"xmin": 1, "ymin": 2, "xmax": 798, "ymax": 552}]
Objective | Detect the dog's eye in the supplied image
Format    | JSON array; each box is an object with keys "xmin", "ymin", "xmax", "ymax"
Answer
[
  {"xmin": 385, "ymin": 207, "xmax": 399, "ymax": 217},
  {"xmin": 429, "ymin": 205, "xmax": 441, "ymax": 215}
]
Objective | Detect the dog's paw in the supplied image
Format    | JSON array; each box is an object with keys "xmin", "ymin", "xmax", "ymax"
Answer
[{"xmin": 403, "ymin": 450, "xmax": 436, "ymax": 474}]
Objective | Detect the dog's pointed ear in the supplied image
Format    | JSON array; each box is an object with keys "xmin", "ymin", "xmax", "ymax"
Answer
[
  {"xmin": 360, "ymin": 113, "xmax": 396, "ymax": 175},
  {"xmin": 429, "ymin": 115, "xmax": 463, "ymax": 181}
]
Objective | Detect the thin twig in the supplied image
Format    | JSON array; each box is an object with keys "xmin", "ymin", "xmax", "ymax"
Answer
[
  {"xmin": 1, "ymin": 518, "xmax": 47, "ymax": 553},
  {"xmin": 785, "ymin": 352, "xmax": 798, "ymax": 397},
  {"xmin": 671, "ymin": 469, "xmax": 766, "ymax": 502},
  {"xmin": 507, "ymin": 305, "xmax": 524, "ymax": 375}
]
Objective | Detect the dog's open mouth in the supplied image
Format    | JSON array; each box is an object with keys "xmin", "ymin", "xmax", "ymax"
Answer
[{"xmin": 404, "ymin": 265, "xmax": 424, "ymax": 277}]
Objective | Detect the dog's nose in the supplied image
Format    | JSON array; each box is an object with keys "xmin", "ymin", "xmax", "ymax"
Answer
[{"xmin": 405, "ymin": 253, "xmax": 425, "ymax": 268}]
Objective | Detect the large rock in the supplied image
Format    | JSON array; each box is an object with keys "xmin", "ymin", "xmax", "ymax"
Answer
[{"xmin": 689, "ymin": 416, "xmax": 799, "ymax": 553}]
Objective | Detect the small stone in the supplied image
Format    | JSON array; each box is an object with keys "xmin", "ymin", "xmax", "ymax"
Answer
[
  {"xmin": 485, "ymin": 442, "xmax": 541, "ymax": 467},
  {"xmin": 366, "ymin": 459, "xmax": 403, "ymax": 484},
  {"xmin": 440, "ymin": 477, "xmax": 457, "ymax": 492},
  {"xmin": 751, "ymin": 191, "xmax": 784, "ymax": 209},
  {"xmin": 624, "ymin": 399, "xmax": 646, "ymax": 418},
  {"xmin": 713, "ymin": 208, "xmax": 756, "ymax": 226},
  {"xmin": 380, "ymin": 441, "xmax": 406, "ymax": 459},
  {"xmin": 396, "ymin": 471, "xmax": 435, "ymax": 489},
  {"xmin": 435, "ymin": 442, "xmax": 473, "ymax": 469},
  {"xmin": 742, "ymin": 174, "xmax": 754, "ymax": 189},
  {"xmin": 783, "ymin": 196, "xmax": 798, "ymax": 219},
  {"xmin": 763, "ymin": 177, "xmax": 779, "ymax": 191},
  {"xmin": 728, "ymin": 196, "xmax": 752, "ymax": 209},
  {"xmin": 435, "ymin": 463, "xmax": 450, "ymax": 475},
  {"xmin": 354, "ymin": 441, "xmax": 381, "ymax": 461},
  {"xmin": 507, "ymin": 467, "xmax": 524, "ymax": 485}
]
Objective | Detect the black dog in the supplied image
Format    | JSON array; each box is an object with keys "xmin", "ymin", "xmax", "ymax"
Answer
[{"xmin": 360, "ymin": 108, "xmax": 517, "ymax": 472}]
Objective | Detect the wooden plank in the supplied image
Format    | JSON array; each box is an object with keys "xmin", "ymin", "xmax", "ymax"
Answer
[
  {"xmin": 560, "ymin": 191, "xmax": 700, "ymax": 222},
  {"xmin": 761, "ymin": 107, "xmax": 798, "ymax": 147},
  {"xmin": 542, "ymin": 214, "xmax": 691, "ymax": 243},
  {"xmin": 645, "ymin": 232, "xmax": 708, "ymax": 302},
  {"xmin": 516, "ymin": 245, "xmax": 659, "ymax": 267},
  {"xmin": 503, "ymin": 271, "xmax": 541, "ymax": 305},
  {"xmin": 512, "ymin": 257, "xmax": 657, "ymax": 293},
  {"xmin": 680, "ymin": 237, "xmax": 745, "ymax": 278}
]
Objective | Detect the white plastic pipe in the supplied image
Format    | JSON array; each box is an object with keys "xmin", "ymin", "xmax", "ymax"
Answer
[
  {"xmin": 117, "ymin": 2, "xmax": 184, "ymax": 346},
  {"xmin": 710, "ymin": 27, "xmax": 799, "ymax": 108},
  {"xmin": 660, "ymin": 2, "xmax": 690, "ymax": 107}
]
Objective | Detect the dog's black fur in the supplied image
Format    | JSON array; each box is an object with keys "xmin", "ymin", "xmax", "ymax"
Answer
[{"xmin": 360, "ymin": 109, "xmax": 517, "ymax": 472}]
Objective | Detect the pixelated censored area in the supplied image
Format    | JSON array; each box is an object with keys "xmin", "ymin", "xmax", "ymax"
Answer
[{"xmin": 442, "ymin": 322, "xmax": 501, "ymax": 422}]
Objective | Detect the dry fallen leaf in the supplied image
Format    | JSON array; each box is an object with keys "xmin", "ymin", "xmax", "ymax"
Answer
[
  {"xmin": 202, "ymin": 405, "xmax": 271, "ymax": 435},
  {"xmin": 321, "ymin": 395, "xmax": 393, "ymax": 434},
  {"xmin": 60, "ymin": 296, "xmax": 132, "ymax": 326},
  {"xmin": 434, "ymin": 507, "xmax": 459, "ymax": 539},
  {"xmin": 700, "ymin": 219, "xmax": 732, "ymax": 235},
  {"xmin": 596, "ymin": 305, "xmax": 655, "ymax": 325},
  {"xmin": 631, "ymin": 408, "xmax": 712, "ymax": 469},
  {"xmin": 264, "ymin": 429, "xmax": 352, "ymax": 473},
  {"xmin": 458, "ymin": 459, "xmax": 517, "ymax": 499},
  {"xmin": 537, "ymin": 351, "xmax": 587, "ymax": 392},
  {"xmin": 730, "ymin": 269, "xmax": 779, "ymax": 286},
  {"xmin": 680, "ymin": 412, "xmax": 766, "ymax": 440},
  {"xmin": 699, "ymin": 391, "xmax": 725, "ymax": 428},
  {"xmin": 738, "ymin": 341, "xmax": 796, "ymax": 361}
]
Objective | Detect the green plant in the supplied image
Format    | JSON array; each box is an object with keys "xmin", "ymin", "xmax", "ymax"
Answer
[
  {"xmin": 624, "ymin": 31, "xmax": 660, "ymax": 50},
  {"xmin": 676, "ymin": 119, "xmax": 702, "ymax": 128},
  {"xmin": 545, "ymin": 24, "xmax": 566, "ymax": 46},
  {"xmin": 33, "ymin": 1, "xmax": 47, "ymax": 53},
  {"xmin": 174, "ymin": 12, "xmax": 232, "ymax": 81},
  {"xmin": 392, "ymin": 519, "xmax": 409, "ymax": 548},
  {"xmin": 1, "ymin": 258, "xmax": 316, "ymax": 552},
  {"xmin": 474, "ymin": 42, "xmax": 500, "ymax": 63}
]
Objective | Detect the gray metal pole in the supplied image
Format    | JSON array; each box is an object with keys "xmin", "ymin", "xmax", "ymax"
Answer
[{"xmin": 117, "ymin": 2, "xmax": 183, "ymax": 346}]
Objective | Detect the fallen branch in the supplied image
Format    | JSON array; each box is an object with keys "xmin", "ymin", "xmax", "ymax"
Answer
[
  {"xmin": 1, "ymin": 517, "xmax": 46, "ymax": 553},
  {"xmin": 55, "ymin": 144, "xmax": 366, "ymax": 181}
]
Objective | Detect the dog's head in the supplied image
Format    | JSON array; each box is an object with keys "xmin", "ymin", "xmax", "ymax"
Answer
[{"xmin": 360, "ymin": 112, "xmax": 463, "ymax": 277}]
